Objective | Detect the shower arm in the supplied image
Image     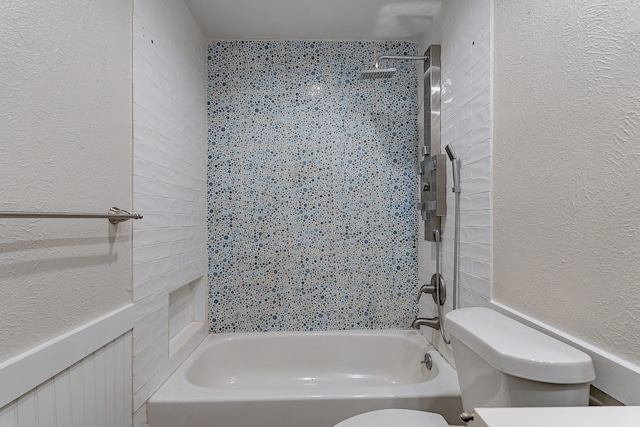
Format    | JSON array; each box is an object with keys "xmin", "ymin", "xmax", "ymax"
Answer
[{"xmin": 373, "ymin": 55, "xmax": 428, "ymax": 69}]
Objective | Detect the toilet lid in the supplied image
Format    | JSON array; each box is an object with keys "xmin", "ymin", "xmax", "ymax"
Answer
[{"xmin": 334, "ymin": 409, "xmax": 449, "ymax": 427}]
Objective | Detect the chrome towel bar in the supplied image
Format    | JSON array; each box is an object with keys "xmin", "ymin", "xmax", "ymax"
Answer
[{"xmin": 0, "ymin": 207, "xmax": 143, "ymax": 224}]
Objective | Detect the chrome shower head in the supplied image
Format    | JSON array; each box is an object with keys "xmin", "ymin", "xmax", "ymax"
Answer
[
  {"xmin": 360, "ymin": 68, "xmax": 397, "ymax": 79},
  {"xmin": 360, "ymin": 55, "xmax": 428, "ymax": 80}
]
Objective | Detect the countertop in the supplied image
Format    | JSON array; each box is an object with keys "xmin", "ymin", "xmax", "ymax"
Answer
[{"xmin": 474, "ymin": 406, "xmax": 640, "ymax": 427}]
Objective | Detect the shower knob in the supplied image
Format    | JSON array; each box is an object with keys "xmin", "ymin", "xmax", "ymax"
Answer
[{"xmin": 423, "ymin": 183, "xmax": 430, "ymax": 191}]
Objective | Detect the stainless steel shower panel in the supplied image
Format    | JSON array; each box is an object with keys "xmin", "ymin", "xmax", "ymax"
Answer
[
  {"xmin": 420, "ymin": 45, "xmax": 446, "ymax": 241},
  {"xmin": 420, "ymin": 154, "xmax": 447, "ymax": 237}
]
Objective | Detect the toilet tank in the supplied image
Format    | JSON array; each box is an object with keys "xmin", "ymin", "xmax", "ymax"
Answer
[{"xmin": 445, "ymin": 308, "xmax": 595, "ymax": 413}]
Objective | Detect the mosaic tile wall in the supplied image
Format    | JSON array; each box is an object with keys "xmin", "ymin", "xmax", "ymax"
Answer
[{"xmin": 207, "ymin": 41, "xmax": 419, "ymax": 332}]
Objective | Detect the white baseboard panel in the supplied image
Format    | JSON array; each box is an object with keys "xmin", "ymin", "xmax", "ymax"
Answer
[
  {"xmin": 491, "ymin": 301, "xmax": 640, "ymax": 405},
  {"xmin": 0, "ymin": 331, "xmax": 133, "ymax": 427},
  {"xmin": 0, "ymin": 304, "xmax": 135, "ymax": 409}
]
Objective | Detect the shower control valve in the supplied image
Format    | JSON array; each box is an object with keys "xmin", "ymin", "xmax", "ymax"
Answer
[
  {"xmin": 419, "ymin": 202, "xmax": 430, "ymax": 221},
  {"xmin": 417, "ymin": 274, "xmax": 446, "ymax": 305}
]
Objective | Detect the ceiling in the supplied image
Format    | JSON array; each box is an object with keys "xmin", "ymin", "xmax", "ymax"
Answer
[{"xmin": 184, "ymin": 0, "xmax": 441, "ymax": 41}]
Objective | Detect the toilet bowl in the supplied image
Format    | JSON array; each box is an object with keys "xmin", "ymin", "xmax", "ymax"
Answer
[
  {"xmin": 334, "ymin": 307, "xmax": 595, "ymax": 427},
  {"xmin": 334, "ymin": 409, "xmax": 449, "ymax": 427}
]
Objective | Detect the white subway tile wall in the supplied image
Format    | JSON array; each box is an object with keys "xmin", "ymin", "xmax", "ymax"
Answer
[
  {"xmin": 132, "ymin": 0, "xmax": 208, "ymax": 425},
  {"xmin": 417, "ymin": 0, "xmax": 491, "ymax": 360},
  {"xmin": 0, "ymin": 332, "xmax": 132, "ymax": 427}
]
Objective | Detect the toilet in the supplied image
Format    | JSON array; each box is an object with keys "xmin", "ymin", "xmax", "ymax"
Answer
[{"xmin": 335, "ymin": 307, "xmax": 595, "ymax": 427}]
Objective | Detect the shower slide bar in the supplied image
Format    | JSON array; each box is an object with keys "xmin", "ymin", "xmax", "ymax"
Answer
[{"xmin": 0, "ymin": 207, "xmax": 143, "ymax": 224}]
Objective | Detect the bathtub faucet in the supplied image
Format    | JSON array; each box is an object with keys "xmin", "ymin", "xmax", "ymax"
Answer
[{"xmin": 411, "ymin": 317, "xmax": 441, "ymax": 331}]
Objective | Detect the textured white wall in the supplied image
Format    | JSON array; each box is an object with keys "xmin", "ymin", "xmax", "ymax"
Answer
[
  {"xmin": 0, "ymin": 0, "xmax": 133, "ymax": 362},
  {"xmin": 493, "ymin": 1, "xmax": 640, "ymax": 365},
  {"xmin": 417, "ymin": 0, "xmax": 491, "ymax": 363},
  {"xmin": 132, "ymin": 0, "xmax": 208, "ymax": 425}
]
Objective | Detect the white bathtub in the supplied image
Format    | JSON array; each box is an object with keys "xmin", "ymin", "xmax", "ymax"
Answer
[{"xmin": 148, "ymin": 330, "xmax": 462, "ymax": 427}]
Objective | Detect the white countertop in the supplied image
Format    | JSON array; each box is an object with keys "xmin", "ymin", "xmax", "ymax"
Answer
[{"xmin": 474, "ymin": 407, "xmax": 640, "ymax": 427}]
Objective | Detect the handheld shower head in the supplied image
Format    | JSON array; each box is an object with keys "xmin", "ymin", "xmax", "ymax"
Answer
[
  {"xmin": 444, "ymin": 144, "xmax": 457, "ymax": 161},
  {"xmin": 445, "ymin": 143, "xmax": 461, "ymax": 195}
]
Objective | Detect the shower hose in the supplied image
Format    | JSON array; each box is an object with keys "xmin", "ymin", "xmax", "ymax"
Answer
[
  {"xmin": 452, "ymin": 158, "xmax": 461, "ymax": 311},
  {"xmin": 434, "ymin": 230, "xmax": 451, "ymax": 344}
]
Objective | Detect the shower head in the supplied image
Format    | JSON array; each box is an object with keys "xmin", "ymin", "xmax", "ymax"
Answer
[
  {"xmin": 359, "ymin": 55, "xmax": 428, "ymax": 80},
  {"xmin": 446, "ymin": 143, "xmax": 462, "ymax": 194},
  {"xmin": 444, "ymin": 144, "xmax": 458, "ymax": 161},
  {"xmin": 360, "ymin": 68, "xmax": 397, "ymax": 79}
]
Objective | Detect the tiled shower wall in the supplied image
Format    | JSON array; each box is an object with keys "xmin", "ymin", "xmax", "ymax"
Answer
[
  {"xmin": 132, "ymin": 0, "xmax": 207, "ymax": 425},
  {"xmin": 417, "ymin": 0, "xmax": 492, "ymax": 362},
  {"xmin": 207, "ymin": 41, "xmax": 419, "ymax": 332}
]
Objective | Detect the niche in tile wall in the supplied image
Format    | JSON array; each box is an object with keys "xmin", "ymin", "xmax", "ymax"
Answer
[{"xmin": 168, "ymin": 277, "xmax": 206, "ymax": 363}]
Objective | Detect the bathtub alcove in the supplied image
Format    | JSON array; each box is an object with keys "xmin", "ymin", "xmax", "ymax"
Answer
[{"xmin": 148, "ymin": 329, "xmax": 462, "ymax": 427}]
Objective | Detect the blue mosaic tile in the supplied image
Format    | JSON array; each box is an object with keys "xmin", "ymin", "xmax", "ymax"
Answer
[{"xmin": 207, "ymin": 41, "xmax": 419, "ymax": 333}]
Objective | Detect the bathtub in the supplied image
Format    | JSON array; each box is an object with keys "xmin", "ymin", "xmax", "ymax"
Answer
[{"xmin": 148, "ymin": 330, "xmax": 462, "ymax": 427}]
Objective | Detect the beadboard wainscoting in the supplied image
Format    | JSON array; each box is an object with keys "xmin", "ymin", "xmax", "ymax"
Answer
[{"xmin": 0, "ymin": 306, "xmax": 134, "ymax": 427}]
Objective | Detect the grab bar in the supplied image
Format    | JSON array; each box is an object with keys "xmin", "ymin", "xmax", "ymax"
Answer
[{"xmin": 0, "ymin": 207, "xmax": 143, "ymax": 224}]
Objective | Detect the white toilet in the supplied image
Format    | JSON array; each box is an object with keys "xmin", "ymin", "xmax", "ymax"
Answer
[{"xmin": 335, "ymin": 307, "xmax": 595, "ymax": 427}]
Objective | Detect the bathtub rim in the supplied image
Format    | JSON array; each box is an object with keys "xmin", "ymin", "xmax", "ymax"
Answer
[{"xmin": 149, "ymin": 329, "xmax": 461, "ymax": 403}]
